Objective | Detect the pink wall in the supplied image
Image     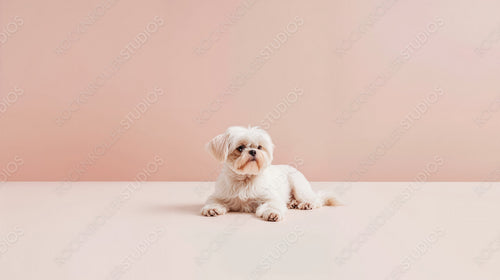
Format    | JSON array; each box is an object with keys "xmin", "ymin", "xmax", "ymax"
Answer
[{"xmin": 1, "ymin": 0, "xmax": 500, "ymax": 182}]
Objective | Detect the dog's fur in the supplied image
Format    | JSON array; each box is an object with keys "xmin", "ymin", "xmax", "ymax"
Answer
[{"xmin": 201, "ymin": 126, "xmax": 338, "ymax": 222}]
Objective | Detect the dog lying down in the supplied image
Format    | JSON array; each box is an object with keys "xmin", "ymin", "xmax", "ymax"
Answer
[{"xmin": 201, "ymin": 126, "xmax": 338, "ymax": 222}]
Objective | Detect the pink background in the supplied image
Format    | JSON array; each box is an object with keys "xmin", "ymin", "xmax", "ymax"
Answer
[{"xmin": 1, "ymin": 0, "xmax": 499, "ymax": 181}]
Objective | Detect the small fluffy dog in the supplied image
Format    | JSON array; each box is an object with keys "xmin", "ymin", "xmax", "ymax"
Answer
[{"xmin": 201, "ymin": 126, "xmax": 338, "ymax": 222}]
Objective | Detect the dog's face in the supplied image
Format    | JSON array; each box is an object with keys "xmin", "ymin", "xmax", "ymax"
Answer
[{"xmin": 207, "ymin": 126, "xmax": 274, "ymax": 175}]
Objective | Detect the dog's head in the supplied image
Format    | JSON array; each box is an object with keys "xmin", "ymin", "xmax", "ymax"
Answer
[{"xmin": 207, "ymin": 126, "xmax": 274, "ymax": 175}]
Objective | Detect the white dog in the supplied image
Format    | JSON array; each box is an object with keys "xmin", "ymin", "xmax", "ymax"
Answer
[{"xmin": 201, "ymin": 126, "xmax": 338, "ymax": 222}]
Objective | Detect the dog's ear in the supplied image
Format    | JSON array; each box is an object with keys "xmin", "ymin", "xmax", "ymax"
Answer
[{"xmin": 206, "ymin": 133, "xmax": 229, "ymax": 162}]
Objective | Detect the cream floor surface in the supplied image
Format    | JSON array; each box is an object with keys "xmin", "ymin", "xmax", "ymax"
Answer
[{"xmin": 0, "ymin": 182, "xmax": 499, "ymax": 280}]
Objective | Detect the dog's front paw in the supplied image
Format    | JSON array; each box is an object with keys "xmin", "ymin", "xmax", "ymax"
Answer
[
  {"xmin": 287, "ymin": 199, "xmax": 299, "ymax": 209},
  {"xmin": 267, "ymin": 212, "xmax": 282, "ymax": 222},
  {"xmin": 201, "ymin": 204, "xmax": 227, "ymax": 217},
  {"xmin": 258, "ymin": 209, "xmax": 283, "ymax": 222},
  {"xmin": 297, "ymin": 202, "xmax": 313, "ymax": 210},
  {"xmin": 297, "ymin": 201, "xmax": 321, "ymax": 210}
]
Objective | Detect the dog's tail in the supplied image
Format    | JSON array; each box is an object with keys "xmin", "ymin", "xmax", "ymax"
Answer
[{"xmin": 317, "ymin": 191, "xmax": 341, "ymax": 206}]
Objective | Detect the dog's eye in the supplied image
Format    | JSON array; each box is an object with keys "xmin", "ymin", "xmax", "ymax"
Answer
[
  {"xmin": 237, "ymin": 145, "xmax": 245, "ymax": 152},
  {"xmin": 257, "ymin": 145, "xmax": 262, "ymax": 150}
]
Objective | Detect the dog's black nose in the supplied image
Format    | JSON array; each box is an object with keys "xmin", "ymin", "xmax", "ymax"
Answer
[{"xmin": 249, "ymin": 150, "xmax": 256, "ymax": 156}]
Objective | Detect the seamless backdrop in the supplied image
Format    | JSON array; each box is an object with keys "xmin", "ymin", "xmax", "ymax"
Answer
[{"xmin": 1, "ymin": 0, "xmax": 500, "ymax": 181}]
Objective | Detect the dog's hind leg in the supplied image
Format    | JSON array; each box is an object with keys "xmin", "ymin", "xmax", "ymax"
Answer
[{"xmin": 288, "ymin": 168, "xmax": 338, "ymax": 209}]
